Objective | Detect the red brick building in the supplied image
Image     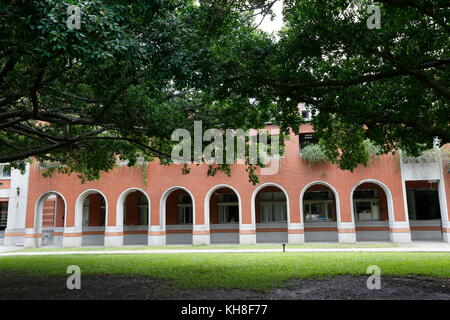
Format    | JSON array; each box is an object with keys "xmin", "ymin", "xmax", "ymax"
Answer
[{"xmin": 1, "ymin": 121, "xmax": 449, "ymax": 248}]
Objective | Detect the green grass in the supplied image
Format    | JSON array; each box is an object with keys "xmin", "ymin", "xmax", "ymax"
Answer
[
  {"xmin": 0, "ymin": 252, "xmax": 448, "ymax": 291},
  {"xmin": 16, "ymin": 242, "xmax": 399, "ymax": 252}
]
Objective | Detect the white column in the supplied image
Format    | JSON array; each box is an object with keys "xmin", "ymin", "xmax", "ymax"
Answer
[
  {"xmin": 23, "ymin": 228, "xmax": 41, "ymax": 248},
  {"xmin": 288, "ymin": 222, "xmax": 305, "ymax": 244},
  {"xmin": 438, "ymin": 161, "xmax": 450, "ymax": 243},
  {"xmin": 53, "ymin": 227, "xmax": 64, "ymax": 246},
  {"xmin": 3, "ymin": 229, "xmax": 24, "ymax": 247},
  {"xmin": 338, "ymin": 222, "xmax": 357, "ymax": 243},
  {"xmin": 442, "ymin": 221, "xmax": 450, "ymax": 243},
  {"xmin": 389, "ymin": 221, "xmax": 412, "ymax": 243},
  {"xmin": 438, "ymin": 181, "xmax": 450, "ymax": 243},
  {"xmin": 62, "ymin": 226, "xmax": 83, "ymax": 247},
  {"xmin": 104, "ymin": 226, "xmax": 124, "ymax": 247},
  {"xmin": 239, "ymin": 223, "xmax": 256, "ymax": 245},
  {"xmin": 148, "ymin": 225, "xmax": 166, "ymax": 246},
  {"xmin": 4, "ymin": 165, "xmax": 30, "ymax": 246},
  {"xmin": 193, "ymin": 224, "xmax": 210, "ymax": 245}
]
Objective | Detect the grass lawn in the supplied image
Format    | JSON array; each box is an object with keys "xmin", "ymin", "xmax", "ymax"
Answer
[
  {"xmin": 0, "ymin": 252, "xmax": 449, "ymax": 291},
  {"xmin": 16, "ymin": 242, "xmax": 400, "ymax": 252}
]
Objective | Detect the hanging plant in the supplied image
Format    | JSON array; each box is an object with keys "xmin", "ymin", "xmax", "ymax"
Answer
[
  {"xmin": 300, "ymin": 144, "xmax": 330, "ymax": 165},
  {"xmin": 301, "ymin": 139, "xmax": 380, "ymax": 167}
]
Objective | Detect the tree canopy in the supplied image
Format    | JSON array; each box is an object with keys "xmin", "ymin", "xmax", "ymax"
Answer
[{"xmin": 0, "ymin": 0, "xmax": 448, "ymax": 181}]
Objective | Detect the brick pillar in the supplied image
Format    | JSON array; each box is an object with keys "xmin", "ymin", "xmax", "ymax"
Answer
[
  {"xmin": 240, "ymin": 191, "xmax": 256, "ymax": 245},
  {"xmin": 193, "ymin": 192, "xmax": 210, "ymax": 245},
  {"xmin": 390, "ymin": 182, "xmax": 412, "ymax": 244},
  {"xmin": 148, "ymin": 190, "xmax": 165, "ymax": 246},
  {"xmin": 288, "ymin": 190, "xmax": 304, "ymax": 244}
]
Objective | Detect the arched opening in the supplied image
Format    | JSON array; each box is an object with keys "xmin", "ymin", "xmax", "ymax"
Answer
[
  {"xmin": 122, "ymin": 189, "xmax": 149, "ymax": 245},
  {"xmin": 302, "ymin": 183, "xmax": 338, "ymax": 242},
  {"xmin": 208, "ymin": 186, "xmax": 240, "ymax": 244},
  {"xmin": 79, "ymin": 191, "xmax": 107, "ymax": 246},
  {"xmin": 255, "ymin": 185, "xmax": 288, "ymax": 243},
  {"xmin": 164, "ymin": 188, "xmax": 194, "ymax": 245},
  {"xmin": 352, "ymin": 182, "xmax": 390, "ymax": 241},
  {"xmin": 34, "ymin": 192, "xmax": 66, "ymax": 247},
  {"xmin": 406, "ymin": 180, "xmax": 444, "ymax": 241}
]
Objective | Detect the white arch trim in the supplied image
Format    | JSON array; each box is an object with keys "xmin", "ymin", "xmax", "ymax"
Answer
[
  {"xmin": 251, "ymin": 182, "xmax": 291, "ymax": 225},
  {"xmin": 204, "ymin": 184, "xmax": 242, "ymax": 226},
  {"xmin": 116, "ymin": 188, "xmax": 151, "ymax": 228},
  {"xmin": 34, "ymin": 191, "xmax": 67, "ymax": 234},
  {"xmin": 299, "ymin": 181, "xmax": 341, "ymax": 224},
  {"xmin": 74, "ymin": 189, "xmax": 109, "ymax": 230},
  {"xmin": 350, "ymin": 179, "xmax": 396, "ymax": 224},
  {"xmin": 160, "ymin": 186, "xmax": 196, "ymax": 231}
]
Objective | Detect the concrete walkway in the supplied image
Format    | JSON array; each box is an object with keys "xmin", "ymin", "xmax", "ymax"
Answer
[{"xmin": 0, "ymin": 241, "xmax": 449, "ymax": 257}]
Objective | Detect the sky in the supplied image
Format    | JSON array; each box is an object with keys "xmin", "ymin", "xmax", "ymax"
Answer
[{"xmin": 256, "ymin": 0, "xmax": 284, "ymax": 33}]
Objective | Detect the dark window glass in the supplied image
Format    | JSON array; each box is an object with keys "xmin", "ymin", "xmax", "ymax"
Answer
[
  {"xmin": 407, "ymin": 189, "xmax": 441, "ymax": 220},
  {"xmin": 227, "ymin": 206, "xmax": 239, "ymax": 222},
  {"xmin": 354, "ymin": 189, "xmax": 377, "ymax": 199},
  {"xmin": 0, "ymin": 165, "xmax": 10, "ymax": 178},
  {"xmin": 304, "ymin": 191, "xmax": 330, "ymax": 201},
  {"xmin": 299, "ymin": 133, "xmax": 318, "ymax": 150},
  {"xmin": 0, "ymin": 202, "xmax": 7, "ymax": 230},
  {"xmin": 179, "ymin": 195, "xmax": 192, "ymax": 204},
  {"xmin": 100, "ymin": 197, "xmax": 106, "ymax": 226},
  {"xmin": 219, "ymin": 194, "xmax": 238, "ymax": 203}
]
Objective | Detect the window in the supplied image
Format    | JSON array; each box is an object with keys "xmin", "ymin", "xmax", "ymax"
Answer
[
  {"xmin": 178, "ymin": 195, "xmax": 192, "ymax": 204},
  {"xmin": 138, "ymin": 194, "xmax": 148, "ymax": 225},
  {"xmin": 0, "ymin": 202, "xmax": 8, "ymax": 230},
  {"xmin": 407, "ymin": 189, "xmax": 441, "ymax": 220},
  {"xmin": 218, "ymin": 205, "xmax": 239, "ymax": 223},
  {"xmin": 178, "ymin": 205, "xmax": 193, "ymax": 224},
  {"xmin": 177, "ymin": 194, "xmax": 193, "ymax": 224},
  {"xmin": 353, "ymin": 200, "xmax": 380, "ymax": 221},
  {"xmin": 354, "ymin": 189, "xmax": 378, "ymax": 199},
  {"xmin": 304, "ymin": 191, "xmax": 330, "ymax": 201},
  {"xmin": 218, "ymin": 194, "xmax": 238, "ymax": 203},
  {"xmin": 301, "ymin": 104, "xmax": 318, "ymax": 121},
  {"xmin": 217, "ymin": 194, "xmax": 239, "ymax": 223},
  {"xmin": 259, "ymin": 192, "xmax": 287, "ymax": 222},
  {"xmin": 353, "ymin": 189, "xmax": 381, "ymax": 221},
  {"xmin": 260, "ymin": 203, "xmax": 287, "ymax": 222},
  {"xmin": 303, "ymin": 191, "xmax": 333, "ymax": 221},
  {"xmin": 0, "ymin": 164, "xmax": 11, "ymax": 178},
  {"xmin": 304, "ymin": 202, "xmax": 333, "ymax": 221},
  {"xmin": 299, "ymin": 133, "xmax": 318, "ymax": 150}
]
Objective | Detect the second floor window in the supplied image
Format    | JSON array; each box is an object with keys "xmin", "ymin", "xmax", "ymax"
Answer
[
  {"xmin": 299, "ymin": 133, "xmax": 318, "ymax": 150},
  {"xmin": 301, "ymin": 104, "xmax": 318, "ymax": 121},
  {"xmin": 0, "ymin": 164, "xmax": 11, "ymax": 178}
]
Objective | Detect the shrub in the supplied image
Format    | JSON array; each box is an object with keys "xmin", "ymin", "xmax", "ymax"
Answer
[{"xmin": 401, "ymin": 148, "xmax": 441, "ymax": 164}]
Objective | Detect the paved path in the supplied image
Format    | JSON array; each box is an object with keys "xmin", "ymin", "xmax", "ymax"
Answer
[{"xmin": 0, "ymin": 242, "xmax": 449, "ymax": 257}]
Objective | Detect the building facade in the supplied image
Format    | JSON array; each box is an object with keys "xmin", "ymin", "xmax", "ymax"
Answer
[{"xmin": 1, "ymin": 122, "xmax": 449, "ymax": 248}]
